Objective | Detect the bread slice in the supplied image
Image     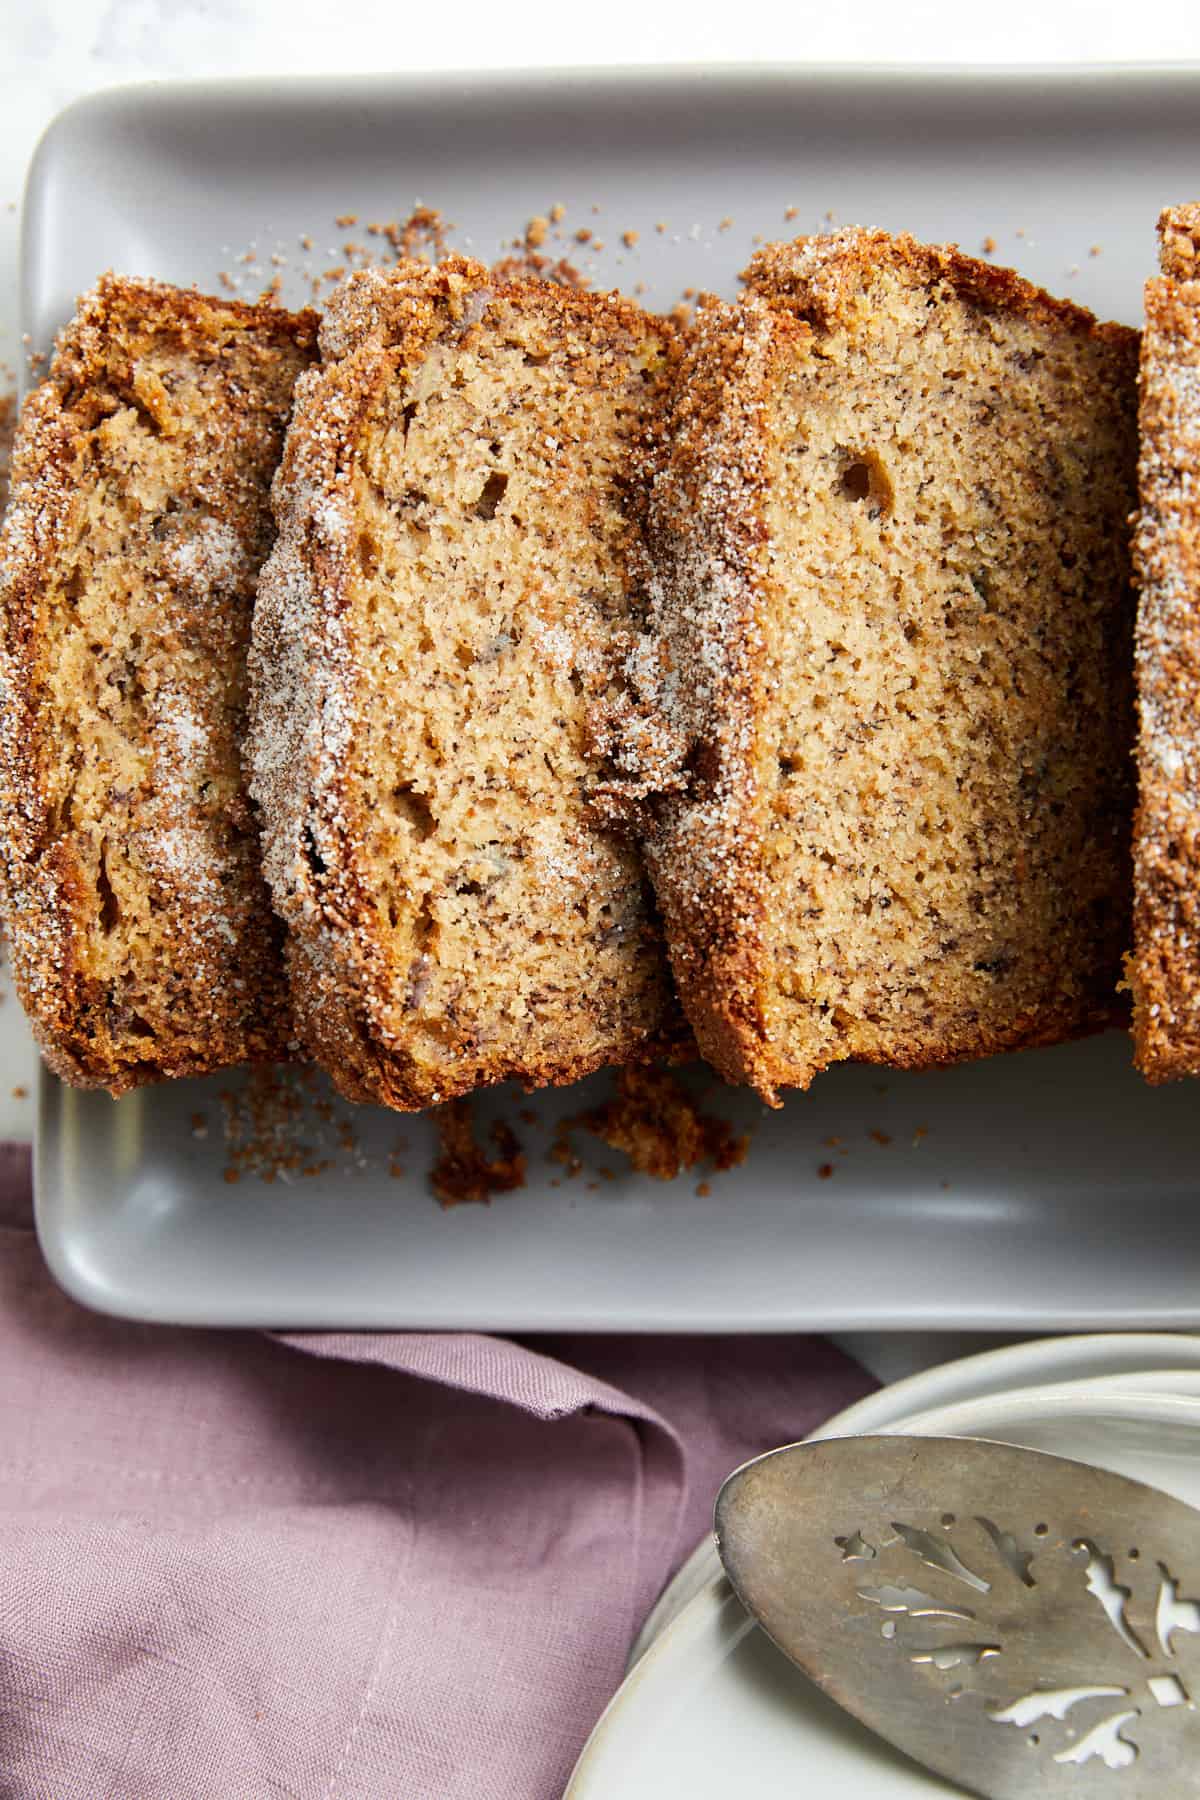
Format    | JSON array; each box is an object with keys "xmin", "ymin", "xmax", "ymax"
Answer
[
  {"xmin": 613, "ymin": 229, "xmax": 1139, "ymax": 1103},
  {"xmin": 1130, "ymin": 204, "xmax": 1200, "ymax": 1079},
  {"xmin": 249, "ymin": 257, "xmax": 679, "ymax": 1109},
  {"xmin": 0, "ymin": 276, "xmax": 317, "ymax": 1091}
]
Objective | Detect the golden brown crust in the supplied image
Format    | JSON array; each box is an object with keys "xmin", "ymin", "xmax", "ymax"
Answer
[
  {"xmin": 594, "ymin": 291, "xmax": 792, "ymax": 1098},
  {"xmin": 624, "ymin": 229, "xmax": 1138, "ymax": 1102},
  {"xmin": 0, "ymin": 275, "xmax": 317, "ymax": 1091},
  {"xmin": 250, "ymin": 258, "xmax": 683, "ymax": 1109},
  {"xmin": 743, "ymin": 227, "xmax": 1135, "ymax": 347},
  {"xmin": 1130, "ymin": 204, "xmax": 1200, "ymax": 1079}
]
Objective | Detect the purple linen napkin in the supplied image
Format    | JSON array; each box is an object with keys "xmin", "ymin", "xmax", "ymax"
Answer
[{"xmin": 0, "ymin": 1149, "xmax": 874, "ymax": 1799}]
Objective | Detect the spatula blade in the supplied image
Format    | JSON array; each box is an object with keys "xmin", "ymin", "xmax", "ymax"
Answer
[{"xmin": 715, "ymin": 1435, "xmax": 1200, "ymax": 1797}]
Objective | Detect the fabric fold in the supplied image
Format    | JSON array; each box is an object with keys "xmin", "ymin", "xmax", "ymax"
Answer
[{"xmin": 0, "ymin": 1168, "xmax": 874, "ymax": 1798}]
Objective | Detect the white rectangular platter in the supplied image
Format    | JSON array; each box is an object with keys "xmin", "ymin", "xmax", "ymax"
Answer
[{"xmin": 27, "ymin": 66, "xmax": 1200, "ymax": 1329}]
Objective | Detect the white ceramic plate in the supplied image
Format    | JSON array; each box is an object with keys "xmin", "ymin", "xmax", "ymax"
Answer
[
  {"xmin": 569, "ymin": 1360, "xmax": 1200, "ymax": 1795},
  {"xmin": 25, "ymin": 68, "xmax": 1200, "ymax": 1327},
  {"xmin": 629, "ymin": 1332, "xmax": 1200, "ymax": 1663}
]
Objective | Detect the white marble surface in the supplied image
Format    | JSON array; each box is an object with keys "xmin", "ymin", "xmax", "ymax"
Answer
[{"xmin": 0, "ymin": 8, "xmax": 1196, "ymax": 1377}]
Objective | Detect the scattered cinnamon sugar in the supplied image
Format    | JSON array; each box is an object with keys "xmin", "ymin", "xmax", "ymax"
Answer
[
  {"xmin": 525, "ymin": 215, "xmax": 550, "ymax": 248},
  {"xmin": 218, "ymin": 1066, "xmax": 355, "ymax": 1182},
  {"xmin": 868, "ymin": 1128, "xmax": 892, "ymax": 1146},
  {"xmin": 575, "ymin": 228, "xmax": 593, "ymax": 244},
  {"xmin": 335, "ymin": 213, "xmax": 358, "ymax": 228},
  {"xmin": 430, "ymin": 1099, "xmax": 527, "ymax": 1207},
  {"xmin": 621, "ymin": 229, "xmax": 640, "ymax": 249},
  {"xmin": 784, "ymin": 205, "xmax": 799, "ymax": 222},
  {"xmin": 818, "ymin": 1163, "xmax": 835, "ymax": 1180},
  {"xmin": 10, "ymin": 1085, "xmax": 26, "ymax": 1100},
  {"xmin": 549, "ymin": 203, "xmax": 566, "ymax": 224},
  {"xmin": 718, "ymin": 217, "xmax": 733, "ymax": 233},
  {"xmin": 489, "ymin": 251, "xmax": 589, "ymax": 289},
  {"xmin": 556, "ymin": 1066, "xmax": 749, "ymax": 1183},
  {"xmin": 363, "ymin": 206, "xmax": 451, "ymax": 264},
  {"xmin": 981, "ymin": 235, "xmax": 997, "ymax": 254}
]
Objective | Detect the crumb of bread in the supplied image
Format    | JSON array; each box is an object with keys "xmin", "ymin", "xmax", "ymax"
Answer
[
  {"xmin": 430, "ymin": 1099, "xmax": 526, "ymax": 1206},
  {"xmin": 558, "ymin": 1066, "xmax": 749, "ymax": 1183}
]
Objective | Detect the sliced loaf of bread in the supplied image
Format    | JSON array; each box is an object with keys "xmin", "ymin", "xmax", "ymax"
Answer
[
  {"xmin": 0, "ymin": 276, "xmax": 317, "ymax": 1090},
  {"xmin": 249, "ymin": 257, "xmax": 680, "ymax": 1108},
  {"xmin": 607, "ymin": 229, "xmax": 1139, "ymax": 1103},
  {"xmin": 1131, "ymin": 203, "xmax": 1200, "ymax": 1079}
]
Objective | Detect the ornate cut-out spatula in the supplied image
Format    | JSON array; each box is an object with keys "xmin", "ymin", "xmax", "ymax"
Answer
[{"xmin": 715, "ymin": 1436, "xmax": 1200, "ymax": 1796}]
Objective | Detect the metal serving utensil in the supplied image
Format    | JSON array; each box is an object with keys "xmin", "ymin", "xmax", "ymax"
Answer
[{"xmin": 715, "ymin": 1435, "xmax": 1200, "ymax": 1796}]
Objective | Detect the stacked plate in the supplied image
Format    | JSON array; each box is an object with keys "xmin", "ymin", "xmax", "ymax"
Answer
[{"xmin": 567, "ymin": 1334, "xmax": 1200, "ymax": 1796}]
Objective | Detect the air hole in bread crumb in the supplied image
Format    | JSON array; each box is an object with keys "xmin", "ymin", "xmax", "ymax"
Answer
[
  {"xmin": 401, "ymin": 401, "xmax": 418, "ymax": 437},
  {"xmin": 96, "ymin": 842, "xmax": 120, "ymax": 933},
  {"xmin": 356, "ymin": 532, "xmax": 379, "ymax": 577},
  {"xmin": 392, "ymin": 783, "xmax": 435, "ymax": 840},
  {"xmin": 842, "ymin": 461, "xmax": 872, "ymax": 501},
  {"xmin": 475, "ymin": 471, "xmax": 509, "ymax": 519},
  {"xmin": 839, "ymin": 450, "xmax": 893, "ymax": 514}
]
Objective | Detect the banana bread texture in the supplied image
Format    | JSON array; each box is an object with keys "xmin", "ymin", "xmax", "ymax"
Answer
[
  {"xmin": 0, "ymin": 276, "xmax": 317, "ymax": 1091},
  {"xmin": 610, "ymin": 229, "xmax": 1139, "ymax": 1103},
  {"xmin": 249, "ymin": 257, "xmax": 681, "ymax": 1109}
]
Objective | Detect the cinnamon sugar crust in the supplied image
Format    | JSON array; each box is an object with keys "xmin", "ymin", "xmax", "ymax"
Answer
[
  {"xmin": 249, "ymin": 257, "xmax": 681, "ymax": 1109},
  {"xmin": 615, "ymin": 228, "xmax": 1139, "ymax": 1103},
  {"xmin": 1131, "ymin": 203, "xmax": 1200, "ymax": 1079},
  {"xmin": 0, "ymin": 276, "xmax": 317, "ymax": 1091}
]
